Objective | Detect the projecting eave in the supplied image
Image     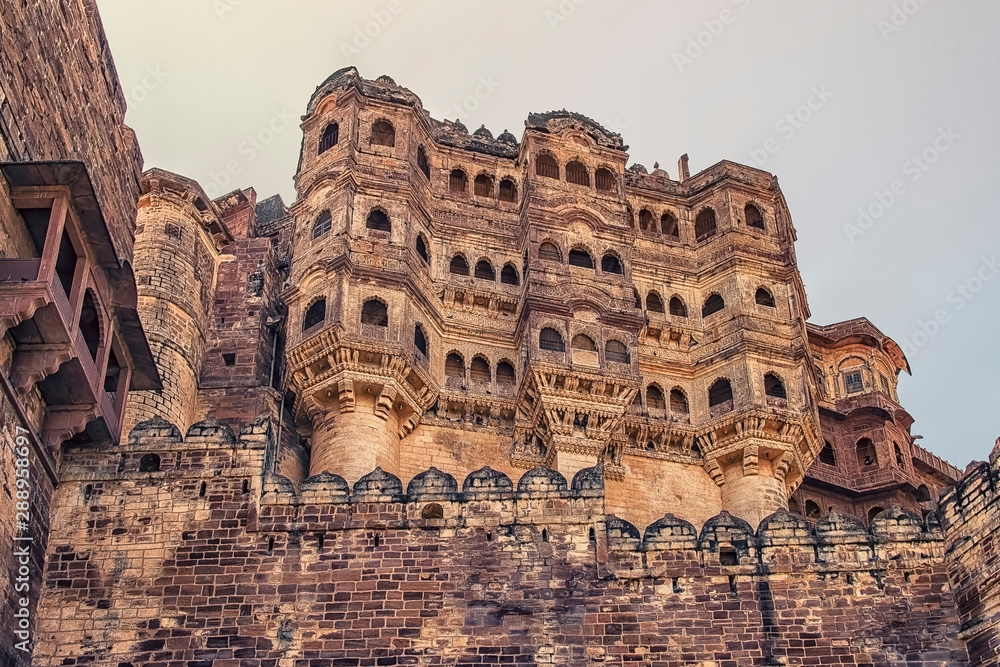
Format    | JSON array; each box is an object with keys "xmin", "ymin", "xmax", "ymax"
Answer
[{"xmin": 807, "ymin": 318, "xmax": 912, "ymax": 375}]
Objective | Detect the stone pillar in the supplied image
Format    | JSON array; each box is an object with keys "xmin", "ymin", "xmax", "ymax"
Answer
[
  {"xmin": 718, "ymin": 454, "xmax": 788, "ymax": 529},
  {"xmin": 309, "ymin": 386, "xmax": 400, "ymax": 482}
]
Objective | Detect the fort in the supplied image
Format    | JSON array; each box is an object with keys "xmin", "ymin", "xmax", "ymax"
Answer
[{"xmin": 0, "ymin": 2, "xmax": 997, "ymax": 665}]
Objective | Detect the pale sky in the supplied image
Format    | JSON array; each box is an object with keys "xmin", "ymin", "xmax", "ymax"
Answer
[{"xmin": 98, "ymin": 0, "xmax": 1000, "ymax": 468}]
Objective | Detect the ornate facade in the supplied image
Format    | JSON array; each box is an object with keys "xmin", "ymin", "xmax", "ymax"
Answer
[{"xmin": 1, "ymin": 4, "xmax": 996, "ymax": 666}]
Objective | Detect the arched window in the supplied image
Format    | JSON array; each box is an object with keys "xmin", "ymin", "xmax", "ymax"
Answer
[
  {"xmin": 867, "ymin": 506, "xmax": 885, "ymax": 524},
  {"xmin": 474, "ymin": 260, "xmax": 495, "ymax": 281},
  {"xmin": 496, "ymin": 361, "xmax": 516, "ymax": 386},
  {"xmin": 371, "ymin": 120, "xmax": 395, "ymax": 147},
  {"xmin": 915, "ymin": 484, "xmax": 931, "ymax": 502},
  {"xmin": 670, "ymin": 388, "xmax": 689, "ymax": 414},
  {"xmin": 601, "ymin": 254, "xmax": 623, "ymax": 274},
  {"xmin": 755, "ymin": 287, "xmax": 775, "ymax": 307},
  {"xmin": 449, "ymin": 254, "xmax": 469, "ymax": 275},
  {"xmin": 633, "ymin": 288, "xmax": 642, "ymax": 309},
  {"xmin": 595, "ymin": 168, "xmax": 615, "ymax": 192},
  {"xmin": 661, "ymin": 212, "xmax": 679, "ymax": 238},
  {"xmin": 303, "ymin": 299, "xmax": 326, "ymax": 331},
  {"xmin": 566, "ymin": 160, "xmax": 589, "ymax": 186},
  {"xmin": 646, "ymin": 292, "xmax": 664, "ymax": 314},
  {"xmin": 819, "ymin": 442, "xmax": 836, "ymax": 466},
  {"xmin": 702, "ymin": 294, "xmax": 725, "ymax": 317},
  {"xmin": 538, "ymin": 242, "xmax": 562, "ymax": 263},
  {"xmin": 416, "ymin": 235, "xmax": 429, "ymax": 263},
  {"xmin": 421, "ymin": 503, "xmax": 444, "ymax": 519},
  {"xmin": 536, "ymin": 154, "xmax": 559, "ymax": 179},
  {"xmin": 571, "ymin": 334, "xmax": 596, "ymax": 351},
  {"xmin": 417, "ymin": 145, "xmax": 431, "ymax": 179},
  {"xmin": 709, "ymin": 379, "xmax": 733, "ymax": 410},
  {"xmin": 474, "ymin": 174, "xmax": 493, "ymax": 197},
  {"xmin": 745, "ymin": 203, "xmax": 765, "ymax": 230},
  {"xmin": 764, "ymin": 373, "xmax": 786, "ymax": 399},
  {"xmin": 79, "ymin": 290, "xmax": 102, "ymax": 361},
  {"xmin": 639, "ymin": 209, "xmax": 654, "ymax": 232},
  {"xmin": 470, "ymin": 356, "xmax": 491, "ymax": 382},
  {"xmin": 499, "ymin": 178, "xmax": 517, "ymax": 202},
  {"xmin": 449, "ymin": 169, "xmax": 468, "ymax": 193},
  {"xmin": 319, "ymin": 122, "xmax": 339, "ymax": 154},
  {"xmin": 500, "ymin": 264, "xmax": 519, "ymax": 285},
  {"xmin": 669, "ymin": 296, "xmax": 687, "ymax": 317},
  {"xmin": 139, "ymin": 453, "xmax": 160, "ymax": 473},
  {"xmin": 646, "ymin": 385, "xmax": 666, "ymax": 410},
  {"xmin": 414, "ymin": 324, "xmax": 428, "ymax": 357},
  {"xmin": 312, "ymin": 211, "xmax": 332, "ymax": 239},
  {"xmin": 366, "ymin": 209, "xmax": 391, "ymax": 232},
  {"xmin": 805, "ymin": 500, "xmax": 821, "ymax": 519},
  {"xmin": 605, "ymin": 340, "xmax": 629, "ymax": 364},
  {"xmin": 539, "ymin": 327, "xmax": 565, "ymax": 352},
  {"xmin": 695, "ymin": 208, "xmax": 717, "ymax": 241},
  {"xmin": 894, "ymin": 443, "xmax": 905, "ymax": 467},
  {"xmin": 856, "ymin": 438, "xmax": 878, "ymax": 468},
  {"xmin": 361, "ymin": 299, "xmax": 388, "ymax": 327},
  {"xmin": 445, "ymin": 352, "xmax": 465, "ymax": 379},
  {"xmin": 568, "ymin": 248, "xmax": 594, "ymax": 269}
]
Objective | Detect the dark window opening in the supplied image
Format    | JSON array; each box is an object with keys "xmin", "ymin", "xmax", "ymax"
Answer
[
  {"xmin": 360, "ymin": 299, "xmax": 388, "ymax": 327},
  {"xmin": 414, "ymin": 325, "xmax": 428, "ymax": 357},
  {"xmin": 595, "ymin": 168, "xmax": 615, "ymax": 192},
  {"xmin": 445, "ymin": 353, "xmax": 464, "ymax": 379},
  {"xmin": 474, "ymin": 260, "xmax": 495, "ymax": 281},
  {"xmin": 312, "ymin": 212, "xmax": 332, "ymax": 239},
  {"xmin": 536, "ymin": 154, "xmax": 559, "ymax": 179},
  {"xmin": 755, "ymin": 288, "xmax": 776, "ymax": 307},
  {"xmin": 449, "ymin": 169, "xmax": 468, "ymax": 193},
  {"xmin": 500, "ymin": 264, "xmax": 519, "ymax": 285},
  {"xmin": 303, "ymin": 299, "xmax": 326, "ymax": 331},
  {"xmin": 669, "ymin": 296, "xmax": 687, "ymax": 317},
  {"xmin": 702, "ymin": 294, "xmax": 725, "ymax": 317},
  {"xmin": 449, "ymin": 255, "xmax": 469, "ymax": 275},
  {"xmin": 568, "ymin": 249, "xmax": 594, "ymax": 269},
  {"xmin": 661, "ymin": 213, "xmax": 679, "ymax": 238},
  {"xmin": 371, "ymin": 120, "xmax": 395, "ymax": 147},
  {"xmin": 104, "ymin": 346, "xmax": 122, "ymax": 394},
  {"xmin": 764, "ymin": 373, "xmax": 786, "ymax": 399},
  {"xmin": 417, "ymin": 146, "xmax": 431, "ymax": 179},
  {"xmin": 670, "ymin": 389, "xmax": 689, "ymax": 414},
  {"xmin": 566, "ymin": 160, "xmax": 589, "ymax": 186},
  {"xmin": 601, "ymin": 254, "xmax": 623, "ymax": 274},
  {"xmin": 539, "ymin": 327, "xmax": 565, "ymax": 352},
  {"xmin": 709, "ymin": 379, "xmax": 733, "ymax": 407},
  {"xmin": 646, "ymin": 292, "xmax": 664, "ymax": 314},
  {"xmin": 605, "ymin": 340, "xmax": 629, "ymax": 364},
  {"xmin": 222, "ymin": 353, "xmax": 236, "ymax": 367},
  {"xmin": 538, "ymin": 242, "xmax": 562, "ymax": 263},
  {"xmin": 819, "ymin": 442, "xmax": 836, "ymax": 466},
  {"xmin": 199, "ymin": 481, "xmax": 207, "ymax": 497},
  {"xmin": 915, "ymin": 484, "xmax": 931, "ymax": 502},
  {"xmin": 639, "ymin": 209, "xmax": 654, "ymax": 232},
  {"xmin": 647, "ymin": 385, "xmax": 665, "ymax": 410},
  {"xmin": 867, "ymin": 506, "xmax": 884, "ymax": 524},
  {"xmin": 745, "ymin": 203, "xmax": 765, "ymax": 230},
  {"xmin": 139, "ymin": 453, "xmax": 160, "ymax": 473},
  {"xmin": 719, "ymin": 547, "xmax": 738, "ymax": 566},
  {"xmin": 366, "ymin": 209, "xmax": 391, "ymax": 232},
  {"xmin": 474, "ymin": 174, "xmax": 493, "ymax": 197},
  {"xmin": 416, "ymin": 235, "xmax": 429, "ymax": 263},
  {"xmin": 571, "ymin": 334, "xmax": 596, "ymax": 351},
  {"xmin": 499, "ymin": 178, "xmax": 517, "ymax": 202},
  {"xmin": 470, "ymin": 357, "xmax": 490, "ymax": 382},
  {"xmin": 421, "ymin": 503, "xmax": 444, "ymax": 519},
  {"xmin": 55, "ymin": 229, "xmax": 79, "ymax": 299},
  {"xmin": 856, "ymin": 438, "xmax": 878, "ymax": 468},
  {"xmin": 79, "ymin": 290, "xmax": 102, "ymax": 361},
  {"xmin": 695, "ymin": 208, "xmax": 717, "ymax": 241},
  {"xmin": 496, "ymin": 361, "xmax": 516, "ymax": 385},
  {"xmin": 806, "ymin": 500, "xmax": 821, "ymax": 519},
  {"xmin": 894, "ymin": 443, "xmax": 905, "ymax": 468},
  {"xmin": 319, "ymin": 123, "xmax": 339, "ymax": 154}
]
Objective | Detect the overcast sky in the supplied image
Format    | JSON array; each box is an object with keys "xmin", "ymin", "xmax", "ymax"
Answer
[{"xmin": 99, "ymin": 0, "xmax": 999, "ymax": 468}]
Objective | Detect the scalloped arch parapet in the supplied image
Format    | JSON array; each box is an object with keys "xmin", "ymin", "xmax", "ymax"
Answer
[
  {"xmin": 814, "ymin": 508, "xmax": 868, "ymax": 538},
  {"xmin": 301, "ymin": 471, "xmax": 351, "ymax": 502},
  {"xmin": 185, "ymin": 418, "xmax": 236, "ymax": 443},
  {"xmin": 571, "ymin": 466, "xmax": 604, "ymax": 494},
  {"xmin": 127, "ymin": 416, "xmax": 182, "ymax": 444},
  {"xmin": 406, "ymin": 467, "xmax": 459, "ymax": 498},
  {"xmin": 869, "ymin": 506, "xmax": 925, "ymax": 539},
  {"xmin": 756, "ymin": 507, "xmax": 813, "ymax": 540},
  {"xmin": 462, "ymin": 466, "xmax": 514, "ymax": 495},
  {"xmin": 352, "ymin": 467, "xmax": 403, "ymax": 499},
  {"xmin": 516, "ymin": 467, "xmax": 568, "ymax": 495},
  {"xmin": 606, "ymin": 515, "xmax": 641, "ymax": 541},
  {"xmin": 643, "ymin": 513, "xmax": 697, "ymax": 547},
  {"xmin": 698, "ymin": 510, "xmax": 755, "ymax": 544}
]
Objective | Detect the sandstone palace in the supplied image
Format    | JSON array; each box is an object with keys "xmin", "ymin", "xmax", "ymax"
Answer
[{"xmin": 1, "ymin": 2, "xmax": 998, "ymax": 666}]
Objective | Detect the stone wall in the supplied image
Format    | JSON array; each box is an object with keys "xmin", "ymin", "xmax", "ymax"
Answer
[{"xmin": 32, "ymin": 414, "xmax": 979, "ymax": 666}]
